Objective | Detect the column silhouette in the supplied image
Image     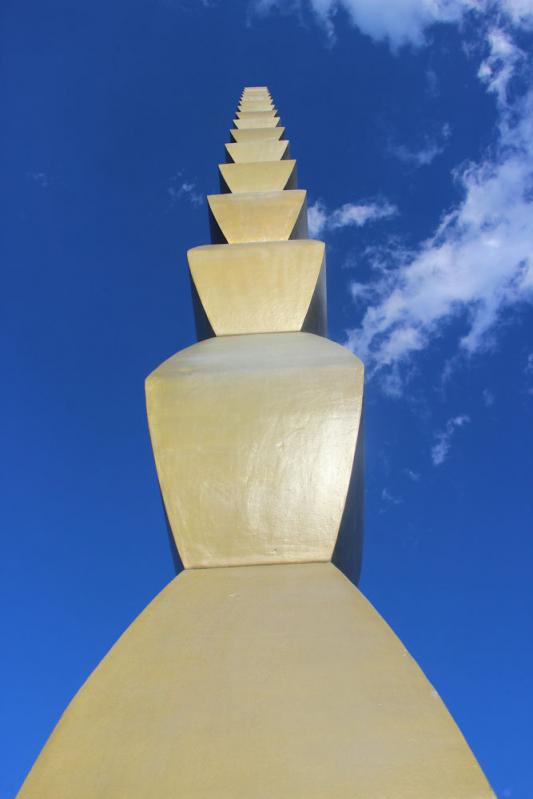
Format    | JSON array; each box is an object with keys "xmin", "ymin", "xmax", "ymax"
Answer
[{"xmin": 18, "ymin": 86, "xmax": 494, "ymax": 799}]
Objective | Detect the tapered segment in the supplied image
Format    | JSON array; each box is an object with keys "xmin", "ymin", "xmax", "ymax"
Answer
[
  {"xmin": 17, "ymin": 563, "xmax": 495, "ymax": 799},
  {"xmin": 225, "ymin": 139, "xmax": 289, "ymax": 163},
  {"xmin": 240, "ymin": 96, "xmax": 272, "ymax": 105},
  {"xmin": 236, "ymin": 110, "xmax": 278, "ymax": 120},
  {"xmin": 242, "ymin": 86, "xmax": 270, "ymax": 94},
  {"xmin": 188, "ymin": 240, "xmax": 326, "ymax": 336},
  {"xmin": 238, "ymin": 99, "xmax": 275, "ymax": 107},
  {"xmin": 234, "ymin": 116, "xmax": 280, "ymax": 129},
  {"xmin": 146, "ymin": 333, "xmax": 361, "ymax": 568},
  {"xmin": 240, "ymin": 95, "xmax": 272, "ymax": 103},
  {"xmin": 238, "ymin": 107, "xmax": 277, "ymax": 115},
  {"xmin": 239, "ymin": 101, "xmax": 275, "ymax": 112},
  {"xmin": 208, "ymin": 190, "xmax": 307, "ymax": 243},
  {"xmin": 230, "ymin": 127, "xmax": 285, "ymax": 143},
  {"xmin": 219, "ymin": 160, "xmax": 297, "ymax": 193},
  {"xmin": 240, "ymin": 92, "xmax": 273, "ymax": 101}
]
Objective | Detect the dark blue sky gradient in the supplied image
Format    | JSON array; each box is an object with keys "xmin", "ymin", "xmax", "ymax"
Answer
[{"xmin": 2, "ymin": 2, "xmax": 532, "ymax": 797}]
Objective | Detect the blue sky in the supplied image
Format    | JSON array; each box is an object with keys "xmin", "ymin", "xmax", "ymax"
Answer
[{"xmin": 2, "ymin": 1, "xmax": 533, "ymax": 796}]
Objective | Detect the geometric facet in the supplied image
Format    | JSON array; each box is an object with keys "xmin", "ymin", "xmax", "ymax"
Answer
[
  {"xmin": 225, "ymin": 140, "xmax": 289, "ymax": 163},
  {"xmin": 233, "ymin": 116, "xmax": 280, "ymax": 129},
  {"xmin": 219, "ymin": 160, "xmax": 297, "ymax": 193},
  {"xmin": 15, "ymin": 562, "xmax": 496, "ymax": 799},
  {"xmin": 207, "ymin": 190, "xmax": 308, "ymax": 243},
  {"xmin": 145, "ymin": 333, "xmax": 363, "ymax": 568},
  {"xmin": 236, "ymin": 111, "xmax": 278, "ymax": 121},
  {"xmin": 188, "ymin": 240, "xmax": 326, "ymax": 335},
  {"xmin": 241, "ymin": 86, "xmax": 270, "ymax": 96},
  {"xmin": 239, "ymin": 101, "xmax": 275, "ymax": 112},
  {"xmin": 230, "ymin": 127, "xmax": 286, "ymax": 143}
]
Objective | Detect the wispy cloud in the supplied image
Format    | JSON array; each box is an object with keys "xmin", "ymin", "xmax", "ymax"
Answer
[
  {"xmin": 308, "ymin": 199, "xmax": 397, "ymax": 238},
  {"xmin": 251, "ymin": 3, "xmax": 533, "ymax": 399},
  {"xmin": 389, "ymin": 123, "xmax": 451, "ymax": 168},
  {"xmin": 252, "ymin": 1, "xmax": 533, "ymax": 48},
  {"xmin": 26, "ymin": 171, "xmax": 49, "ymax": 188},
  {"xmin": 404, "ymin": 468, "xmax": 421, "ymax": 482},
  {"xmin": 478, "ymin": 27, "xmax": 526, "ymax": 105},
  {"xmin": 431, "ymin": 414, "xmax": 470, "ymax": 466},
  {"xmin": 426, "ymin": 68, "xmax": 439, "ymax": 97},
  {"xmin": 168, "ymin": 173, "xmax": 203, "ymax": 206},
  {"xmin": 345, "ymin": 29, "xmax": 533, "ymax": 393},
  {"xmin": 482, "ymin": 388, "xmax": 495, "ymax": 406},
  {"xmin": 381, "ymin": 487, "xmax": 403, "ymax": 504}
]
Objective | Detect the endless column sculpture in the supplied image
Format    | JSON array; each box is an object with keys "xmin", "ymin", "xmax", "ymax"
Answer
[{"xmin": 18, "ymin": 87, "xmax": 494, "ymax": 799}]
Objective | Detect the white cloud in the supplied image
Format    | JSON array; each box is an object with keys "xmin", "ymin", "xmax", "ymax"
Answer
[
  {"xmin": 346, "ymin": 39, "xmax": 533, "ymax": 388},
  {"xmin": 431, "ymin": 414, "xmax": 470, "ymax": 465},
  {"xmin": 252, "ymin": 2, "xmax": 533, "ymax": 396},
  {"xmin": 307, "ymin": 201, "xmax": 328, "ymax": 238},
  {"xmin": 478, "ymin": 27, "xmax": 525, "ymax": 104},
  {"xmin": 499, "ymin": 0, "xmax": 533, "ymax": 27},
  {"xmin": 252, "ymin": 1, "xmax": 533, "ymax": 48},
  {"xmin": 308, "ymin": 199, "xmax": 397, "ymax": 237}
]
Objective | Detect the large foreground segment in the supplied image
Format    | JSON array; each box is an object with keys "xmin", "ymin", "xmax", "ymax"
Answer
[{"xmin": 17, "ymin": 563, "xmax": 494, "ymax": 799}]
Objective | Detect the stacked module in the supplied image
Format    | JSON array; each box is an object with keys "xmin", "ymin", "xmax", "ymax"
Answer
[
  {"xmin": 146, "ymin": 84, "xmax": 364, "ymax": 573},
  {"xmin": 17, "ymin": 87, "xmax": 495, "ymax": 799}
]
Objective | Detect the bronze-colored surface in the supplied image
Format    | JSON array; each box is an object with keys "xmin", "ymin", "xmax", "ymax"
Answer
[
  {"xmin": 188, "ymin": 240, "xmax": 326, "ymax": 335},
  {"xmin": 207, "ymin": 190, "xmax": 307, "ymax": 242},
  {"xmin": 225, "ymin": 139, "xmax": 289, "ymax": 163},
  {"xmin": 146, "ymin": 332, "xmax": 363, "ymax": 568},
  {"xmin": 219, "ymin": 160, "xmax": 297, "ymax": 192}
]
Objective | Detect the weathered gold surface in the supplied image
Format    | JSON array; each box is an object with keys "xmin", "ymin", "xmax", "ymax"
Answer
[
  {"xmin": 188, "ymin": 240, "xmax": 326, "ymax": 335},
  {"xmin": 225, "ymin": 139, "xmax": 289, "ymax": 163},
  {"xmin": 17, "ymin": 563, "xmax": 495, "ymax": 799},
  {"xmin": 234, "ymin": 115, "xmax": 280, "ymax": 129},
  {"xmin": 208, "ymin": 190, "xmax": 307, "ymax": 242},
  {"xmin": 230, "ymin": 126, "xmax": 286, "ymax": 142},
  {"xmin": 146, "ymin": 333, "xmax": 362, "ymax": 568},
  {"xmin": 219, "ymin": 160, "xmax": 297, "ymax": 193}
]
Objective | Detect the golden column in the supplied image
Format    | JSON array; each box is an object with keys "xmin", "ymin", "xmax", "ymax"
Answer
[{"xmin": 18, "ymin": 87, "xmax": 494, "ymax": 799}]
